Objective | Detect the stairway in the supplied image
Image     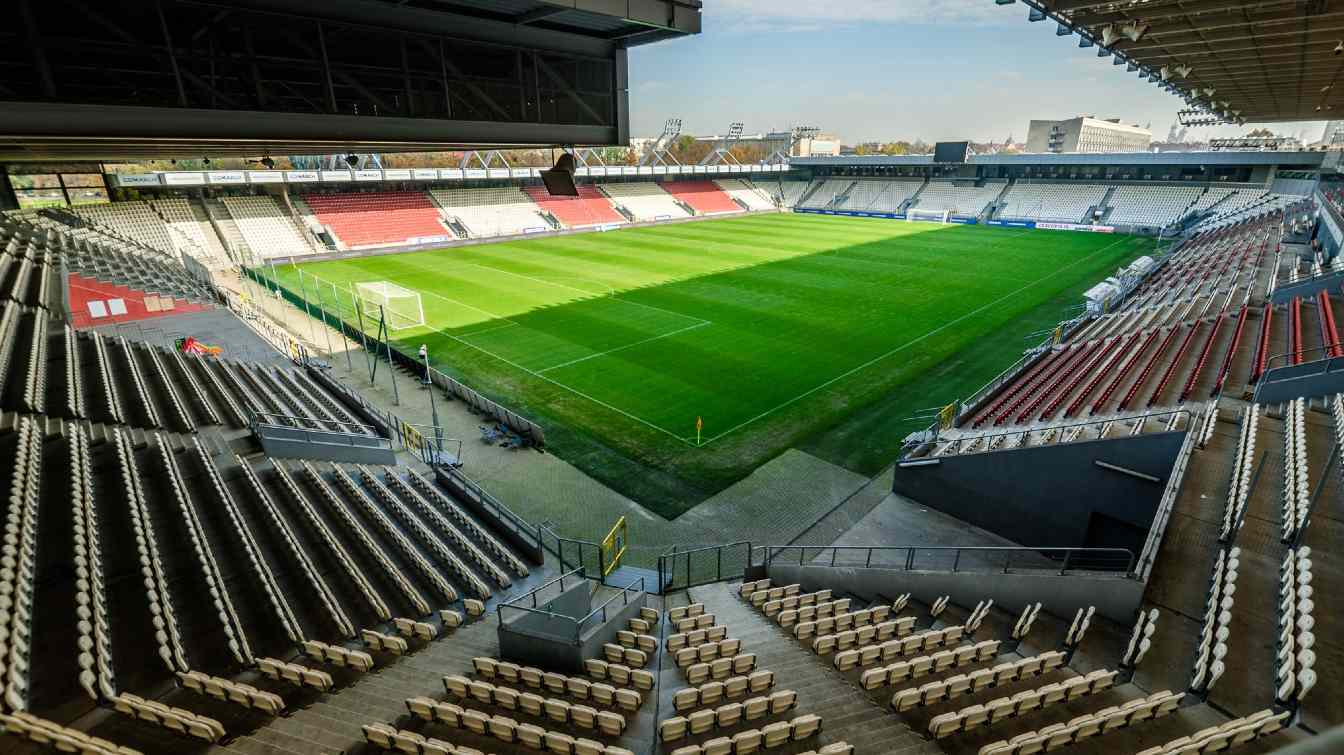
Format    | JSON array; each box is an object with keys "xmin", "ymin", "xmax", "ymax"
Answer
[{"xmin": 686, "ymin": 582, "xmax": 936, "ymax": 754}]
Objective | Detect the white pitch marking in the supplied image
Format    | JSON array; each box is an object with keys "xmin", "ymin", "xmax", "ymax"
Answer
[{"xmin": 537, "ymin": 321, "xmax": 712, "ymax": 374}]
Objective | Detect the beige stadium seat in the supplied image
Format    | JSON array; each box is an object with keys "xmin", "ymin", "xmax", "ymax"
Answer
[
  {"xmin": 689, "ymin": 709, "xmax": 715, "ymax": 735},
  {"xmin": 703, "ymin": 736, "xmax": 732, "ymax": 755},
  {"xmin": 748, "ymin": 670, "xmax": 774, "ymax": 692},
  {"xmin": 544, "ymin": 731, "xmax": 575, "ymax": 754},
  {"xmin": 733, "ymin": 728, "xmax": 763, "ymax": 754},
  {"xmin": 717, "ymin": 702, "xmax": 743, "ymax": 728},
  {"xmin": 791, "ymin": 714, "xmax": 822, "ymax": 740},
  {"xmin": 744, "ymin": 696, "xmax": 770, "ymax": 721},
  {"xmin": 763, "ymin": 720, "xmax": 792, "ymax": 747},
  {"xmin": 661, "ymin": 717, "xmax": 689, "ymax": 741}
]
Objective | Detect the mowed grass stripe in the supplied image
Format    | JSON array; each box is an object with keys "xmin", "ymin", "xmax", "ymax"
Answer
[{"xmin": 274, "ymin": 214, "xmax": 1145, "ymax": 509}]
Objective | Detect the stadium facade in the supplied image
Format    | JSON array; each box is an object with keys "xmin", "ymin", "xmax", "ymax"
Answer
[{"xmin": 1024, "ymin": 116, "xmax": 1152, "ymax": 154}]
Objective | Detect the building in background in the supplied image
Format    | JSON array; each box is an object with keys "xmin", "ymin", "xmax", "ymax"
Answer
[{"xmin": 1026, "ymin": 116, "xmax": 1152, "ymax": 154}]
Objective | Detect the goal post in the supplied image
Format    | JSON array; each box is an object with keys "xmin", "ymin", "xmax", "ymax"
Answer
[
  {"xmin": 906, "ymin": 208, "xmax": 951, "ymax": 224},
  {"xmin": 354, "ymin": 281, "xmax": 425, "ymax": 331}
]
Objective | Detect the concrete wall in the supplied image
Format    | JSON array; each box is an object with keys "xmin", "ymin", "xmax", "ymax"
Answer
[
  {"xmin": 767, "ymin": 563, "xmax": 1145, "ymax": 625},
  {"xmin": 498, "ymin": 581, "xmax": 591, "ymax": 672},
  {"xmin": 254, "ymin": 424, "xmax": 397, "ymax": 465},
  {"xmin": 893, "ymin": 430, "xmax": 1186, "ymax": 558}
]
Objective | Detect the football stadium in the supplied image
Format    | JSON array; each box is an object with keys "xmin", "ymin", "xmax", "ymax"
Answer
[{"xmin": 0, "ymin": 1, "xmax": 1340, "ymax": 754}]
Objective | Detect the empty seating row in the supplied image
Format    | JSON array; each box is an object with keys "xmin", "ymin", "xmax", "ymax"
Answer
[
  {"xmin": 70, "ymin": 423, "xmax": 116, "ymax": 704},
  {"xmin": 759, "ymin": 588, "xmax": 832, "ymax": 616},
  {"xmin": 815, "ymin": 616, "xmax": 920, "ymax": 659},
  {"xmin": 431, "ymin": 187, "xmax": 546, "ymax": 238},
  {"xmin": 220, "ymin": 195, "xmax": 313, "ymax": 258},
  {"xmin": 997, "ymin": 182, "xmax": 1108, "ymax": 223},
  {"xmin": 671, "ymin": 671, "xmax": 777, "ymax": 712},
  {"xmin": 256, "ymin": 656, "xmax": 336, "ymax": 691},
  {"xmin": 362, "ymin": 629, "xmax": 411, "ymax": 656},
  {"xmin": 1276, "ymin": 546, "xmax": 1317, "ymax": 703},
  {"xmin": 667, "ymin": 625, "xmax": 730, "ymax": 650},
  {"xmin": 898, "ymin": 650, "xmax": 1074, "ymax": 713},
  {"xmin": 858, "ymin": 640, "xmax": 1002, "ymax": 689},
  {"xmin": 714, "ymin": 180, "xmax": 775, "ymax": 211},
  {"xmin": 441, "ymin": 675, "xmax": 627, "ymax": 736},
  {"xmin": 361, "ymin": 724, "xmax": 464, "ymax": 755},
  {"xmin": 977, "ymin": 689, "xmax": 1182, "ymax": 754},
  {"xmin": 1281, "ymin": 397, "xmax": 1309, "ymax": 542},
  {"xmin": 356, "ymin": 464, "xmax": 488, "ymax": 601},
  {"xmin": 399, "ymin": 697, "xmax": 636, "ymax": 754},
  {"xmin": 0, "ymin": 417, "xmax": 39, "ymax": 712},
  {"xmin": 663, "ymin": 714, "xmax": 821, "ymax": 754},
  {"xmin": 374, "ymin": 472, "xmax": 510, "ymax": 594},
  {"xmin": 523, "ymin": 185, "xmax": 626, "ymax": 228},
  {"xmin": 581, "ymin": 659, "xmax": 656, "ymax": 691},
  {"xmin": 788, "ymin": 601, "xmax": 861, "ymax": 635},
  {"xmin": 155, "ymin": 434, "xmax": 254, "ymax": 667},
  {"xmin": 659, "ymin": 689, "xmax": 798, "ymax": 740},
  {"xmin": 177, "ymin": 670, "xmax": 285, "ymax": 715},
  {"xmin": 302, "ymin": 461, "xmax": 434, "ymax": 615},
  {"xmin": 1220, "ymin": 405, "xmax": 1260, "ymax": 539},
  {"xmin": 0, "ymin": 710, "xmax": 140, "ymax": 755},
  {"xmin": 926, "ymin": 669, "xmax": 1118, "ymax": 737},
  {"xmin": 597, "ymin": 183, "xmax": 691, "ymax": 221},
  {"xmin": 601, "ymin": 642, "xmax": 649, "ymax": 668},
  {"xmin": 1136, "ymin": 708, "xmax": 1289, "ymax": 754},
  {"xmin": 911, "ymin": 181, "xmax": 1004, "ymax": 217},
  {"xmin": 472, "ymin": 657, "xmax": 643, "ymax": 711},
  {"xmin": 821, "ymin": 622, "xmax": 961, "ymax": 662},
  {"xmin": 1190, "ymin": 545, "xmax": 1238, "ymax": 693},
  {"xmin": 674, "ymin": 638, "xmax": 743, "ymax": 667},
  {"xmin": 684, "ymin": 654, "xmax": 758, "ymax": 685},
  {"xmin": 110, "ymin": 693, "xmax": 225, "ymax": 743},
  {"xmin": 303, "ymin": 190, "xmax": 451, "ymax": 248},
  {"xmin": 272, "ymin": 461, "xmax": 394, "ymax": 621},
  {"xmin": 404, "ymin": 467, "xmax": 532, "ymax": 578},
  {"xmin": 662, "ymin": 181, "xmax": 742, "ymax": 215}
]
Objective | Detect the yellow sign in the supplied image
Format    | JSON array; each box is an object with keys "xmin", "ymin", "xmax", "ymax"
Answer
[
  {"xmin": 938, "ymin": 403, "xmax": 957, "ymax": 431},
  {"xmin": 401, "ymin": 421, "xmax": 425, "ymax": 454},
  {"xmin": 601, "ymin": 516, "xmax": 629, "ymax": 577}
]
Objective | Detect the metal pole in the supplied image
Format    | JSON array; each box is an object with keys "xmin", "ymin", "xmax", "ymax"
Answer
[
  {"xmin": 297, "ymin": 269, "xmax": 319, "ymax": 346},
  {"xmin": 332, "ymin": 281, "xmax": 353, "ymax": 371},
  {"xmin": 419, "ymin": 344, "xmax": 444, "ymax": 454},
  {"xmin": 380, "ymin": 305, "xmax": 399, "ymax": 406},
  {"xmin": 313, "ymin": 275, "xmax": 335, "ymax": 358},
  {"xmin": 354, "ymin": 296, "xmax": 375, "ymax": 382}
]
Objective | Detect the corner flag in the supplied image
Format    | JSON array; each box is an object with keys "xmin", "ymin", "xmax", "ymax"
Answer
[{"xmin": 696, "ymin": 416, "xmax": 703, "ymax": 445}]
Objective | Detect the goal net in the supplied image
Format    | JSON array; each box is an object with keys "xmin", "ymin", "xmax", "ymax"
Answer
[
  {"xmin": 906, "ymin": 208, "xmax": 951, "ymax": 224},
  {"xmin": 354, "ymin": 281, "xmax": 425, "ymax": 331}
]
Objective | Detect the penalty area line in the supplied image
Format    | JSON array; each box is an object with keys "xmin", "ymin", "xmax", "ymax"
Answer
[{"xmin": 536, "ymin": 321, "xmax": 712, "ymax": 374}]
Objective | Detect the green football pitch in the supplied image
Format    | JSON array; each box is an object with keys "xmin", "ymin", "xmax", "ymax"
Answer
[{"xmin": 267, "ymin": 214, "xmax": 1149, "ymax": 516}]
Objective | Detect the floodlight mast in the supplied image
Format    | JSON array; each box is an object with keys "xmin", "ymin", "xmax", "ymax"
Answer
[
  {"xmin": 639, "ymin": 117, "xmax": 683, "ymax": 166},
  {"xmin": 699, "ymin": 122, "xmax": 745, "ymax": 165},
  {"xmin": 766, "ymin": 125, "xmax": 819, "ymax": 165}
]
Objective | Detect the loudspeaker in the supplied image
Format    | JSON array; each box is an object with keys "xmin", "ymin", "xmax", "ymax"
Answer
[{"xmin": 540, "ymin": 153, "xmax": 579, "ymax": 196}]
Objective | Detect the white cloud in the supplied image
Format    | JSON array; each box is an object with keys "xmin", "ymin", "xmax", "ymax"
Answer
[{"xmin": 715, "ymin": 0, "xmax": 1006, "ymax": 26}]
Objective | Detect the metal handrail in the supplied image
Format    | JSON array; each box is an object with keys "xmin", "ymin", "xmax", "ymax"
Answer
[
  {"xmin": 496, "ymin": 568, "xmax": 646, "ymax": 644},
  {"xmin": 752, "ymin": 544, "xmax": 1136, "ymax": 576},
  {"xmin": 921, "ymin": 408, "xmax": 1194, "ymax": 460},
  {"xmin": 250, "ymin": 410, "xmax": 379, "ymax": 436},
  {"xmin": 1265, "ymin": 343, "xmax": 1344, "ymax": 372},
  {"xmin": 658, "ymin": 541, "xmax": 753, "ymax": 593}
]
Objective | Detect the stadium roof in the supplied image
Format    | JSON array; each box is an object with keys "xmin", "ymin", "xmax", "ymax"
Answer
[
  {"xmin": 1016, "ymin": 0, "xmax": 1343, "ymax": 122},
  {"xmin": 793, "ymin": 150, "xmax": 1327, "ymax": 167},
  {"xmin": 0, "ymin": 0, "xmax": 702, "ymax": 161}
]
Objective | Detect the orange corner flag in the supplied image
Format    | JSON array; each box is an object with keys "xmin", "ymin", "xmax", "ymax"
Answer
[{"xmin": 695, "ymin": 416, "xmax": 703, "ymax": 445}]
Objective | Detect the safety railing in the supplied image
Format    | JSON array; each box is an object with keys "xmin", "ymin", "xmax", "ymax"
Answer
[
  {"xmin": 539, "ymin": 524, "xmax": 607, "ymax": 579},
  {"xmin": 249, "ymin": 411, "xmax": 393, "ymax": 451},
  {"xmin": 577, "ymin": 576, "xmax": 647, "ymax": 637},
  {"xmin": 436, "ymin": 465, "xmax": 544, "ymax": 560},
  {"xmin": 752, "ymin": 544, "xmax": 1136, "ymax": 577},
  {"xmin": 658, "ymin": 541, "xmax": 753, "ymax": 593},
  {"xmin": 920, "ymin": 408, "xmax": 1193, "ymax": 460},
  {"xmin": 496, "ymin": 568, "xmax": 645, "ymax": 644},
  {"xmin": 1265, "ymin": 343, "xmax": 1344, "ymax": 372}
]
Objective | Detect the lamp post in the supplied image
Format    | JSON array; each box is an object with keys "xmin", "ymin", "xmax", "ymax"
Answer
[{"xmin": 419, "ymin": 344, "xmax": 443, "ymax": 455}]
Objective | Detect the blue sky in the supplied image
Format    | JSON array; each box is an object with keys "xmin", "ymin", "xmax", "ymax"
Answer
[{"xmin": 627, "ymin": 1, "xmax": 1326, "ymax": 144}]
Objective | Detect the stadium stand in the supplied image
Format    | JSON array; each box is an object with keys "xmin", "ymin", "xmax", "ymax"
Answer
[
  {"xmin": 660, "ymin": 181, "xmax": 743, "ymax": 215},
  {"xmin": 909, "ymin": 181, "xmax": 1005, "ymax": 218},
  {"xmin": 775, "ymin": 180, "xmax": 815, "ymax": 209},
  {"xmin": 523, "ymin": 185, "xmax": 626, "ymax": 228},
  {"xmin": 1105, "ymin": 184, "xmax": 1204, "ymax": 228},
  {"xmin": 431, "ymin": 187, "xmax": 550, "ymax": 238},
  {"xmin": 71, "ymin": 201, "xmax": 177, "ymax": 256},
  {"xmin": 714, "ymin": 179, "xmax": 776, "ymax": 211},
  {"xmin": 598, "ymin": 182, "xmax": 692, "ymax": 221},
  {"xmin": 995, "ymin": 183, "xmax": 1108, "ymax": 223},
  {"xmin": 219, "ymin": 195, "xmax": 314, "ymax": 259},
  {"xmin": 300, "ymin": 190, "xmax": 453, "ymax": 248},
  {"xmin": 146, "ymin": 197, "xmax": 231, "ymax": 269},
  {"xmin": 841, "ymin": 179, "xmax": 923, "ymax": 214}
]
